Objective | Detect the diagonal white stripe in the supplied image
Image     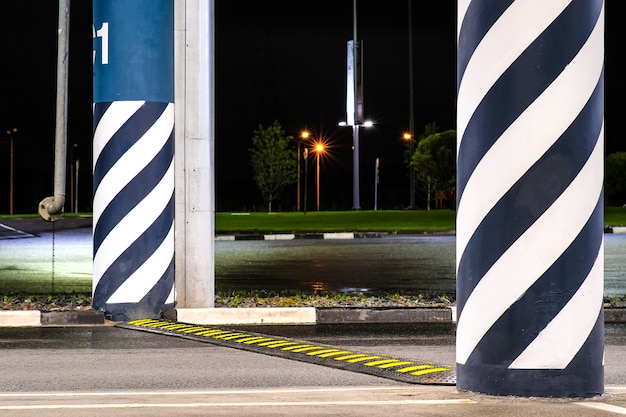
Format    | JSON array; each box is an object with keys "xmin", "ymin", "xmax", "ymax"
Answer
[
  {"xmin": 456, "ymin": 127, "xmax": 603, "ymax": 364},
  {"xmin": 510, "ymin": 240, "xmax": 603, "ymax": 369},
  {"xmin": 93, "ymin": 162, "xmax": 174, "ymax": 290},
  {"xmin": 456, "ymin": 9, "xmax": 605, "ymax": 271},
  {"xmin": 457, "ymin": 0, "xmax": 572, "ymax": 152},
  {"xmin": 93, "ymin": 103, "xmax": 174, "ymax": 229},
  {"xmin": 106, "ymin": 223, "xmax": 174, "ymax": 304},
  {"xmin": 93, "ymin": 101, "xmax": 145, "ymax": 171}
]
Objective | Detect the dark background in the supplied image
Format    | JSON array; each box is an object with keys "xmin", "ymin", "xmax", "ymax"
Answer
[{"xmin": 0, "ymin": 1, "xmax": 619, "ymax": 214}]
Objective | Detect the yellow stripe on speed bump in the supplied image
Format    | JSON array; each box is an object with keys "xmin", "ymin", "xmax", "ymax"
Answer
[{"xmin": 119, "ymin": 318, "xmax": 456, "ymax": 385}]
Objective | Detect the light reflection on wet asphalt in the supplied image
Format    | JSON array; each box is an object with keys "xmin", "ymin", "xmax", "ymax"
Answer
[{"xmin": 0, "ymin": 222, "xmax": 624, "ymax": 298}]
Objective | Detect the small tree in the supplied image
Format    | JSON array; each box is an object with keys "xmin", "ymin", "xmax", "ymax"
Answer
[
  {"xmin": 249, "ymin": 121, "xmax": 297, "ymax": 212},
  {"xmin": 411, "ymin": 129, "xmax": 456, "ymax": 210}
]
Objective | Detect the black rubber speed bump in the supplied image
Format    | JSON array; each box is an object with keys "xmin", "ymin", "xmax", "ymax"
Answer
[{"xmin": 119, "ymin": 318, "xmax": 456, "ymax": 385}]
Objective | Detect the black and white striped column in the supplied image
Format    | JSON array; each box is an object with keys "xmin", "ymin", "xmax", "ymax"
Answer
[
  {"xmin": 456, "ymin": 0, "xmax": 604, "ymax": 397},
  {"xmin": 92, "ymin": 0, "xmax": 175, "ymax": 321}
]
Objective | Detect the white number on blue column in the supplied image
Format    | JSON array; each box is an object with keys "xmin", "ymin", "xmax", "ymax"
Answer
[{"xmin": 93, "ymin": 22, "xmax": 109, "ymax": 65}]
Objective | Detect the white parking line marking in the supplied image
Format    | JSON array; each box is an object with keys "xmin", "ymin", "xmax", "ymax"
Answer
[
  {"xmin": 575, "ymin": 403, "xmax": 626, "ymax": 415},
  {"xmin": 0, "ymin": 399, "xmax": 476, "ymax": 411}
]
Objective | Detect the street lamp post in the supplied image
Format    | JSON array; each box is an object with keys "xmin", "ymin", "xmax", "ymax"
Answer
[
  {"xmin": 296, "ymin": 141, "xmax": 301, "ymax": 211},
  {"xmin": 303, "ymin": 148, "xmax": 309, "ymax": 214},
  {"xmin": 70, "ymin": 143, "xmax": 79, "ymax": 213},
  {"xmin": 315, "ymin": 143, "xmax": 324, "ymax": 211},
  {"xmin": 404, "ymin": 132, "xmax": 415, "ymax": 208},
  {"xmin": 6, "ymin": 128, "xmax": 17, "ymax": 215},
  {"xmin": 299, "ymin": 131, "xmax": 311, "ymax": 212},
  {"xmin": 407, "ymin": 0, "xmax": 415, "ymax": 209}
]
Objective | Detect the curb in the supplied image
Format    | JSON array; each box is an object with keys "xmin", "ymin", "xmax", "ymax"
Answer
[
  {"xmin": 1, "ymin": 307, "xmax": 625, "ymax": 327},
  {"xmin": 0, "ymin": 310, "xmax": 106, "ymax": 327},
  {"xmin": 170, "ymin": 307, "xmax": 455, "ymax": 325},
  {"xmin": 215, "ymin": 231, "xmax": 389, "ymax": 241}
]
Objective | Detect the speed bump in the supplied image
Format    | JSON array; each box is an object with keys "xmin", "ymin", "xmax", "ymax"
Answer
[{"xmin": 119, "ymin": 318, "xmax": 456, "ymax": 385}]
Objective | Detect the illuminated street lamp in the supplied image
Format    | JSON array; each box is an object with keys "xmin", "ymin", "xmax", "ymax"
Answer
[
  {"xmin": 297, "ymin": 131, "xmax": 311, "ymax": 212},
  {"xmin": 6, "ymin": 128, "xmax": 17, "ymax": 215},
  {"xmin": 314, "ymin": 142, "xmax": 324, "ymax": 211},
  {"xmin": 403, "ymin": 132, "xmax": 415, "ymax": 208},
  {"xmin": 303, "ymin": 147, "xmax": 309, "ymax": 214}
]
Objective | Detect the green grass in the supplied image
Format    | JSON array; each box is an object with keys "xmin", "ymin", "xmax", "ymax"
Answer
[
  {"xmin": 605, "ymin": 206, "xmax": 626, "ymax": 226},
  {"xmin": 3, "ymin": 208, "xmax": 626, "ymax": 233},
  {"xmin": 216, "ymin": 210, "xmax": 456, "ymax": 234},
  {"xmin": 217, "ymin": 207, "xmax": 626, "ymax": 234}
]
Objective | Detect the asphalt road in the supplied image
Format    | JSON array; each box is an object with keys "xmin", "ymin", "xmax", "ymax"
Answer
[{"xmin": 1, "ymin": 324, "xmax": 626, "ymax": 416}]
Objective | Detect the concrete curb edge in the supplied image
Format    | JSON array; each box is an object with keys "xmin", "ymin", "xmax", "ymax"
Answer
[
  {"xmin": 215, "ymin": 231, "xmax": 390, "ymax": 241},
  {"xmin": 2, "ymin": 307, "xmax": 625, "ymax": 327}
]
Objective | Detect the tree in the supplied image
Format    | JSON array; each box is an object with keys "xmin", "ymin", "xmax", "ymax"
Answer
[
  {"xmin": 249, "ymin": 121, "xmax": 297, "ymax": 212},
  {"xmin": 605, "ymin": 152, "xmax": 626, "ymax": 206},
  {"xmin": 403, "ymin": 122, "xmax": 442, "ymax": 209},
  {"xmin": 421, "ymin": 122, "xmax": 440, "ymax": 139},
  {"xmin": 410, "ymin": 129, "xmax": 456, "ymax": 210}
]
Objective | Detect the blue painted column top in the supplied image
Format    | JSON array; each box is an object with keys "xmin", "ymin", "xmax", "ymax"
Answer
[{"xmin": 93, "ymin": 0, "xmax": 174, "ymax": 103}]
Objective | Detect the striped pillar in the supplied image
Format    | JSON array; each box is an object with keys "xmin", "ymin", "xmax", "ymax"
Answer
[
  {"xmin": 92, "ymin": 0, "xmax": 175, "ymax": 321},
  {"xmin": 456, "ymin": 0, "xmax": 604, "ymax": 397}
]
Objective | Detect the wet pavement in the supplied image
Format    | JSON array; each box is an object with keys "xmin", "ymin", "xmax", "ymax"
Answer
[{"xmin": 2, "ymin": 216, "xmax": 624, "ymax": 300}]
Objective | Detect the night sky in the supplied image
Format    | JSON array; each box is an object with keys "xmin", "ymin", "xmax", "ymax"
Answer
[{"xmin": 0, "ymin": 1, "xmax": 620, "ymax": 214}]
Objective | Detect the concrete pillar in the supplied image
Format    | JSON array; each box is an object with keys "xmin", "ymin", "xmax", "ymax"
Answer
[
  {"xmin": 456, "ymin": 0, "xmax": 605, "ymax": 397},
  {"xmin": 173, "ymin": 0, "xmax": 215, "ymax": 308},
  {"xmin": 92, "ymin": 0, "xmax": 175, "ymax": 321}
]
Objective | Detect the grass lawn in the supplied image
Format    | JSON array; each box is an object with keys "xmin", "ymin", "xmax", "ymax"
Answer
[
  {"xmin": 217, "ymin": 207, "xmax": 626, "ymax": 234},
  {"xmin": 605, "ymin": 206, "xmax": 626, "ymax": 226},
  {"xmin": 3, "ymin": 207, "xmax": 625, "ymax": 233},
  {"xmin": 215, "ymin": 210, "xmax": 456, "ymax": 234}
]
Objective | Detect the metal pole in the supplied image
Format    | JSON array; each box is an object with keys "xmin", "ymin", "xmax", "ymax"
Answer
[
  {"xmin": 352, "ymin": 125, "xmax": 360, "ymax": 210},
  {"xmin": 74, "ymin": 159, "xmax": 79, "ymax": 213},
  {"xmin": 407, "ymin": 0, "xmax": 415, "ymax": 209},
  {"xmin": 353, "ymin": 0, "xmax": 357, "ymax": 41},
  {"xmin": 8, "ymin": 129, "xmax": 15, "ymax": 215},
  {"xmin": 374, "ymin": 158, "xmax": 379, "ymax": 211},
  {"xmin": 297, "ymin": 142, "xmax": 301, "ymax": 211},
  {"xmin": 303, "ymin": 148, "xmax": 308, "ymax": 215},
  {"xmin": 352, "ymin": 0, "xmax": 361, "ymax": 210},
  {"xmin": 316, "ymin": 150, "xmax": 320, "ymax": 211},
  {"xmin": 39, "ymin": 0, "xmax": 70, "ymax": 221}
]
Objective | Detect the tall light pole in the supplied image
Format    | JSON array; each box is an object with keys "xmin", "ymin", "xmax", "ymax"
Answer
[
  {"xmin": 344, "ymin": 0, "xmax": 364, "ymax": 210},
  {"xmin": 315, "ymin": 143, "xmax": 324, "ymax": 211},
  {"xmin": 303, "ymin": 147, "xmax": 309, "ymax": 214},
  {"xmin": 404, "ymin": 132, "xmax": 415, "ymax": 208},
  {"xmin": 299, "ymin": 130, "xmax": 311, "ymax": 212},
  {"xmin": 407, "ymin": 0, "xmax": 415, "ymax": 209},
  {"xmin": 70, "ymin": 143, "xmax": 79, "ymax": 213},
  {"xmin": 6, "ymin": 128, "xmax": 17, "ymax": 215}
]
